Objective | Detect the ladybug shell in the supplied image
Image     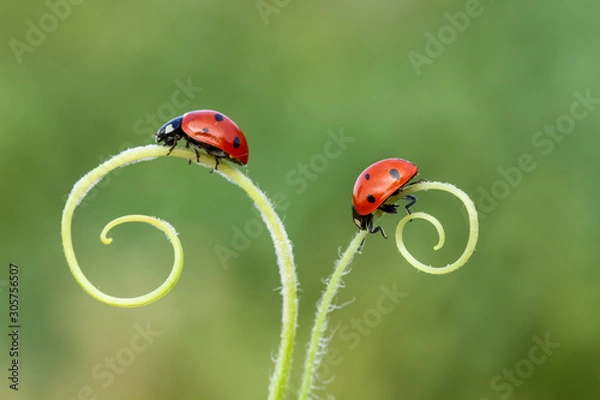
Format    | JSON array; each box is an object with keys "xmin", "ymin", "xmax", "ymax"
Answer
[
  {"xmin": 181, "ymin": 110, "xmax": 249, "ymax": 165},
  {"xmin": 352, "ymin": 158, "xmax": 418, "ymax": 216}
]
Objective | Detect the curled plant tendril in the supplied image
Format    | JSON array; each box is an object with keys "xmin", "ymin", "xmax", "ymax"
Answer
[
  {"xmin": 298, "ymin": 180, "xmax": 478, "ymax": 400},
  {"xmin": 61, "ymin": 145, "xmax": 297, "ymax": 400},
  {"xmin": 64, "ymin": 213, "xmax": 183, "ymax": 308},
  {"xmin": 393, "ymin": 180, "xmax": 479, "ymax": 274}
]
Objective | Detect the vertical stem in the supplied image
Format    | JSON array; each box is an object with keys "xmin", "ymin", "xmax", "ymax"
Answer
[
  {"xmin": 61, "ymin": 145, "xmax": 298, "ymax": 400},
  {"xmin": 298, "ymin": 230, "xmax": 367, "ymax": 400},
  {"xmin": 217, "ymin": 163, "xmax": 299, "ymax": 400}
]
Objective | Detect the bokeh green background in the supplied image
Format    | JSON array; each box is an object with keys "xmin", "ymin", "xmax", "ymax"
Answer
[{"xmin": 1, "ymin": 0, "xmax": 599, "ymax": 399}]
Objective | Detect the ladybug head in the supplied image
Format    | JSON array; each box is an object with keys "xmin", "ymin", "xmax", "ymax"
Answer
[
  {"xmin": 352, "ymin": 206, "xmax": 369, "ymax": 230},
  {"xmin": 352, "ymin": 206, "xmax": 387, "ymax": 238},
  {"xmin": 155, "ymin": 116, "xmax": 184, "ymax": 146}
]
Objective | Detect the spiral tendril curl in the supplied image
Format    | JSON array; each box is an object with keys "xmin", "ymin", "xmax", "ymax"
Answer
[
  {"xmin": 298, "ymin": 180, "xmax": 479, "ymax": 399},
  {"xmin": 61, "ymin": 144, "xmax": 298, "ymax": 400}
]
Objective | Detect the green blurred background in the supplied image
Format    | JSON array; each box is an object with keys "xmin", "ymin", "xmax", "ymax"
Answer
[{"xmin": 1, "ymin": 0, "xmax": 599, "ymax": 399}]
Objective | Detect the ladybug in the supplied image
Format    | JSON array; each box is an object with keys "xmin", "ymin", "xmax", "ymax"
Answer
[
  {"xmin": 352, "ymin": 158, "xmax": 419, "ymax": 238},
  {"xmin": 155, "ymin": 110, "xmax": 249, "ymax": 166}
]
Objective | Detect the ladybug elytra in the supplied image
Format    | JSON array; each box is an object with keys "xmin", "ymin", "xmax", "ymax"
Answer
[
  {"xmin": 155, "ymin": 110, "xmax": 249, "ymax": 166},
  {"xmin": 352, "ymin": 158, "xmax": 419, "ymax": 238}
]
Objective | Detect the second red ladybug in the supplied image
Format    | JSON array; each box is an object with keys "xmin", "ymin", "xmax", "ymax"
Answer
[
  {"xmin": 155, "ymin": 110, "xmax": 249, "ymax": 166},
  {"xmin": 352, "ymin": 158, "xmax": 420, "ymax": 238}
]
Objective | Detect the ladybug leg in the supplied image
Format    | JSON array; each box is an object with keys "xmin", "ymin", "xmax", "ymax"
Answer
[
  {"xmin": 358, "ymin": 237, "xmax": 366, "ymax": 252},
  {"xmin": 181, "ymin": 140, "xmax": 193, "ymax": 164},
  {"xmin": 371, "ymin": 225, "xmax": 387, "ymax": 239},
  {"xmin": 166, "ymin": 142, "xmax": 178, "ymax": 156},
  {"xmin": 367, "ymin": 217, "xmax": 387, "ymax": 239},
  {"xmin": 403, "ymin": 195, "xmax": 417, "ymax": 215},
  {"xmin": 188, "ymin": 148, "xmax": 200, "ymax": 166},
  {"xmin": 208, "ymin": 158, "xmax": 219, "ymax": 174},
  {"xmin": 379, "ymin": 203, "xmax": 398, "ymax": 214}
]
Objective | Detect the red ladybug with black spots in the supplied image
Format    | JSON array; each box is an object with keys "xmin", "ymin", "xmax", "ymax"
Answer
[
  {"xmin": 155, "ymin": 110, "xmax": 249, "ymax": 166},
  {"xmin": 352, "ymin": 158, "xmax": 420, "ymax": 237}
]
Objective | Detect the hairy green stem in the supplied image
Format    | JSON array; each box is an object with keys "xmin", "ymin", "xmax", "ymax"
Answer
[
  {"xmin": 298, "ymin": 229, "xmax": 367, "ymax": 399},
  {"xmin": 61, "ymin": 144, "xmax": 298, "ymax": 400},
  {"xmin": 298, "ymin": 181, "xmax": 479, "ymax": 399}
]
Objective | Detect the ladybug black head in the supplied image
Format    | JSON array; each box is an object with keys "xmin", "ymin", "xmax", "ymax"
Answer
[
  {"xmin": 155, "ymin": 116, "xmax": 184, "ymax": 146},
  {"xmin": 352, "ymin": 206, "xmax": 369, "ymax": 230},
  {"xmin": 352, "ymin": 206, "xmax": 387, "ymax": 239}
]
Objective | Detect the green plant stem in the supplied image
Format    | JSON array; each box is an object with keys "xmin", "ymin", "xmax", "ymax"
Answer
[
  {"xmin": 298, "ymin": 229, "xmax": 367, "ymax": 399},
  {"xmin": 61, "ymin": 144, "xmax": 298, "ymax": 400},
  {"xmin": 298, "ymin": 181, "xmax": 479, "ymax": 399}
]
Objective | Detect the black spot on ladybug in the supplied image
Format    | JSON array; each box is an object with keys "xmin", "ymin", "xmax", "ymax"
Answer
[
  {"xmin": 233, "ymin": 136, "xmax": 241, "ymax": 148},
  {"xmin": 367, "ymin": 194, "xmax": 376, "ymax": 203},
  {"xmin": 215, "ymin": 113, "xmax": 224, "ymax": 122},
  {"xmin": 202, "ymin": 127, "xmax": 209, "ymax": 133},
  {"xmin": 365, "ymin": 173, "xmax": 370, "ymax": 180},
  {"xmin": 390, "ymin": 168, "xmax": 400, "ymax": 180}
]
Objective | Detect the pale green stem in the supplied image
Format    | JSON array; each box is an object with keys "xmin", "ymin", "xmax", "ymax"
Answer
[
  {"xmin": 61, "ymin": 144, "xmax": 298, "ymax": 400},
  {"xmin": 298, "ymin": 229, "xmax": 367, "ymax": 399},
  {"xmin": 298, "ymin": 181, "xmax": 479, "ymax": 399}
]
